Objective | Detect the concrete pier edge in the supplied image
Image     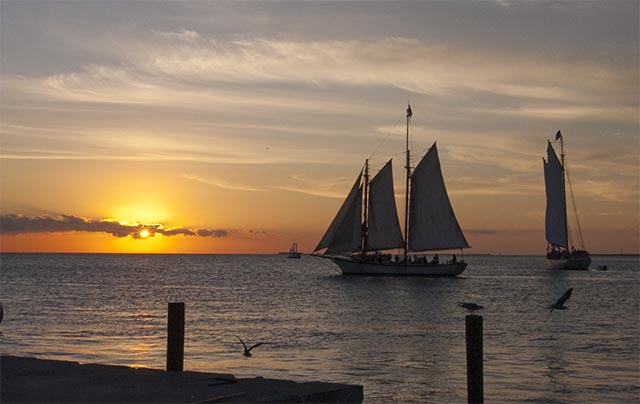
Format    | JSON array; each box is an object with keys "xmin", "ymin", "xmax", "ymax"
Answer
[{"xmin": 1, "ymin": 355, "xmax": 363, "ymax": 403}]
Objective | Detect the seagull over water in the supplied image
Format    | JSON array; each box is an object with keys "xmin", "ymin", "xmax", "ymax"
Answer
[
  {"xmin": 236, "ymin": 336, "xmax": 267, "ymax": 358},
  {"xmin": 458, "ymin": 302, "xmax": 484, "ymax": 313},
  {"xmin": 549, "ymin": 288, "xmax": 573, "ymax": 312}
]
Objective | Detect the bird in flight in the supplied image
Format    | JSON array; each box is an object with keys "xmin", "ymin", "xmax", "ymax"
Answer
[
  {"xmin": 549, "ymin": 288, "xmax": 573, "ymax": 312},
  {"xmin": 236, "ymin": 336, "xmax": 267, "ymax": 358},
  {"xmin": 458, "ymin": 302, "xmax": 484, "ymax": 313}
]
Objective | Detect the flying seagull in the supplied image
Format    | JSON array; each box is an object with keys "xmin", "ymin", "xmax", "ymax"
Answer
[
  {"xmin": 549, "ymin": 288, "xmax": 573, "ymax": 312},
  {"xmin": 458, "ymin": 302, "xmax": 484, "ymax": 313},
  {"xmin": 236, "ymin": 336, "xmax": 266, "ymax": 358}
]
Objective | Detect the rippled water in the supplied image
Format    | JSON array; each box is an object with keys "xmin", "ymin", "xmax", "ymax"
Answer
[{"xmin": 1, "ymin": 253, "xmax": 638, "ymax": 403}]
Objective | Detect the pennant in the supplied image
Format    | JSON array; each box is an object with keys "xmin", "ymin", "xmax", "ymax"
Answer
[
  {"xmin": 555, "ymin": 130, "xmax": 562, "ymax": 140},
  {"xmin": 407, "ymin": 104, "xmax": 413, "ymax": 118}
]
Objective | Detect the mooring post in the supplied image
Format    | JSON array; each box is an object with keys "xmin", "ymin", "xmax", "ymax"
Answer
[
  {"xmin": 465, "ymin": 314, "xmax": 484, "ymax": 403},
  {"xmin": 166, "ymin": 302, "xmax": 185, "ymax": 372}
]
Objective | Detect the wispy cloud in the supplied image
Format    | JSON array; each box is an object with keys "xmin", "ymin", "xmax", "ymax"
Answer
[
  {"xmin": 448, "ymin": 175, "xmax": 541, "ymax": 197},
  {"xmin": 0, "ymin": 214, "xmax": 230, "ymax": 239},
  {"xmin": 4, "ymin": 35, "xmax": 635, "ymax": 120},
  {"xmin": 182, "ymin": 174, "xmax": 266, "ymax": 192},
  {"xmin": 470, "ymin": 104, "xmax": 638, "ymax": 124},
  {"xmin": 274, "ymin": 173, "xmax": 362, "ymax": 199},
  {"xmin": 155, "ymin": 29, "xmax": 200, "ymax": 42},
  {"xmin": 579, "ymin": 180, "xmax": 639, "ymax": 203}
]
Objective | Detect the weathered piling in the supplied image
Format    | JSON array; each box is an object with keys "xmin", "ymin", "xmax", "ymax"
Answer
[
  {"xmin": 465, "ymin": 314, "xmax": 483, "ymax": 403},
  {"xmin": 166, "ymin": 302, "xmax": 185, "ymax": 372}
]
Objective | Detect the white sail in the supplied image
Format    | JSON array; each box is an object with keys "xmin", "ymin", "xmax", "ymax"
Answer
[
  {"xmin": 366, "ymin": 160, "xmax": 404, "ymax": 251},
  {"xmin": 543, "ymin": 141, "xmax": 568, "ymax": 248},
  {"xmin": 315, "ymin": 172, "xmax": 363, "ymax": 254},
  {"xmin": 408, "ymin": 143, "xmax": 469, "ymax": 251}
]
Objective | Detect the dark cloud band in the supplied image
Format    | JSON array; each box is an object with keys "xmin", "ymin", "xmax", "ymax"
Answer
[{"xmin": 0, "ymin": 214, "xmax": 229, "ymax": 239}]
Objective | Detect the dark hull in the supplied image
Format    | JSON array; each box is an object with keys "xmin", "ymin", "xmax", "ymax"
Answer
[
  {"xmin": 547, "ymin": 250, "xmax": 591, "ymax": 270},
  {"xmin": 329, "ymin": 257, "xmax": 467, "ymax": 276}
]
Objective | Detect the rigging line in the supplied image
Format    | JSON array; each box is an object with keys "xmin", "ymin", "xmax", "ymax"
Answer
[
  {"xmin": 410, "ymin": 131, "xmax": 417, "ymax": 168},
  {"xmin": 368, "ymin": 114, "xmax": 406, "ymax": 160},
  {"xmin": 413, "ymin": 147, "xmax": 430, "ymax": 159},
  {"xmin": 566, "ymin": 214, "xmax": 573, "ymax": 250},
  {"xmin": 564, "ymin": 163, "xmax": 585, "ymax": 249}
]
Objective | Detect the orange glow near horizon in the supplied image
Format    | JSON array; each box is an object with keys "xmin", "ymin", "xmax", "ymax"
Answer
[
  {"xmin": 110, "ymin": 204, "xmax": 172, "ymax": 226},
  {"xmin": 0, "ymin": 228, "xmax": 306, "ymax": 254}
]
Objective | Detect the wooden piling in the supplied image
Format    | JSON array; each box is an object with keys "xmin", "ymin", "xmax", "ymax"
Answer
[
  {"xmin": 465, "ymin": 314, "xmax": 483, "ymax": 403},
  {"xmin": 166, "ymin": 302, "xmax": 185, "ymax": 372}
]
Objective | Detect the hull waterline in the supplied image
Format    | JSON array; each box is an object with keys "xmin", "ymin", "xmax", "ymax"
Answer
[
  {"xmin": 329, "ymin": 257, "xmax": 467, "ymax": 276},
  {"xmin": 546, "ymin": 252, "xmax": 591, "ymax": 270}
]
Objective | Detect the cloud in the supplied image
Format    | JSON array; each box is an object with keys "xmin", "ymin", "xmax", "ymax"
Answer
[
  {"xmin": 274, "ymin": 173, "xmax": 361, "ymax": 199},
  {"xmin": 182, "ymin": 174, "xmax": 266, "ymax": 192},
  {"xmin": 4, "ymin": 36, "xmax": 635, "ymax": 120},
  {"xmin": 196, "ymin": 229, "xmax": 229, "ymax": 237},
  {"xmin": 470, "ymin": 104, "xmax": 638, "ymax": 124},
  {"xmin": 447, "ymin": 175, "xmax": 541, "ymax": 197},
  {"xmin": 155, "ymin": 29, "xmax": 200, "ymax": 42},
  {"xmin": 0, "ymin": 214, "xmax": 229, "ymax": 239},
  {"xmin": 493, "ymin": 0, "xmax": 511, "ymax": 8}
]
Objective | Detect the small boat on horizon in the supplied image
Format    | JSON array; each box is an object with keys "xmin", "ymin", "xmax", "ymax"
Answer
[
  {"xmin": 287, "ymin": 241, "xmax": 301, "ymax": 259},
  {"xmin": 543, "ymin": 131, "xmax": 591, "ymax": 270},
  {"xmin": 313, "ymin": 105, "xmax": 469, "ymax": 276}
]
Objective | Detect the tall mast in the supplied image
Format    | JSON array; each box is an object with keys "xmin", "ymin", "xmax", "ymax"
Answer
[
  {"xmin": 559, "ymin": 132, "xmax": 569, "ymax": 249},
  {"xmin": 404, "ymin": 104, "xmax": 412, "ymax": 260},
  {"xmin": 362, "ymin": 159, "xmax": 369, "ymax": 253}
]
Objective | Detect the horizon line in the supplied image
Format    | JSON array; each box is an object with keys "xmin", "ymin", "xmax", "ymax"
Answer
[{"xmin": 0, "ymin": 251, "xmax": 637, "ymax": 257}]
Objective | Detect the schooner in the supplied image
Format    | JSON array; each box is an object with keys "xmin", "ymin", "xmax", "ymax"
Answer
[
  {"xmin": 313, "ymin": 106, "xmax": 469, "ymax": 276},
  {"xmin": 543, "ymin": 131, "xmax": 591, "ymax": 270}
]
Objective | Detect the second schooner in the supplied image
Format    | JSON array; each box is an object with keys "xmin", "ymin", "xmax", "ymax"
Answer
[
  {"xmin": 543, "ymin": 131, "xmax": 591, "ymax": 270},
  {"xmin": 313, "ymin": 106, "xmax": 469, "ymax": 276}
]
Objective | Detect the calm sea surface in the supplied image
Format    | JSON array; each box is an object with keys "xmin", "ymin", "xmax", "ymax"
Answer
[{"xmin": 1, "ymin": 253, "xmax": 638, "ymax": 403}]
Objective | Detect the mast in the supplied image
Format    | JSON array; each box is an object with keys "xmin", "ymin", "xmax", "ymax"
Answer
[
  {"xmin": 404, "ymin": 104, "xmax": 412, "ymax": 260},
  {"xmin": 559, "ymin": 132, "xmax": 570, "ymax": 249},
  {"xmin": 362, "ymin": 159, "xmax": 369, "ymax": 253}
]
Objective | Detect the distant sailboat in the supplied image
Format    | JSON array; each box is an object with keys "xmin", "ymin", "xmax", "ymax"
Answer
[
  {"xmin": 543, "ymin": 131, "xmax": 591, "ymax": 270},
  {"xmin": 287, "ymin": 241, "xmax": 301, "ymax": 259},
  {"xmin": 313, "ymin": 106, "xmax": 469, "ymax": 276}
]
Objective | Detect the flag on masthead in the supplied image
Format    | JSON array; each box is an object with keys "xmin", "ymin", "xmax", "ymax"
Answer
[{"xmin": 407, "ymin": 104, "xmax": 413, "ymax": 118}]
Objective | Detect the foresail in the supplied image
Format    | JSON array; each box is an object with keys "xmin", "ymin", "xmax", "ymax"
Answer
[
  {"xmin": 315, "ymin": 171, "xmax": 363, "ymax": 254},
  {"xmin": 366, "ymin": 160, "xmax": 404, "ymax": 251},
  {"xmin": 544, "ymin": 141, "xmax": 568, "ymax": 248},
  {"xmin": 408, "ymin": 143, "xmax": 469, "ymax": 251}
]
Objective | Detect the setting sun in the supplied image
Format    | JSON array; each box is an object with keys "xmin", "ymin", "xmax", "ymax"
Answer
[{"xmin": 139, "ymin": 229, "xmax": 150, "ymax": 239}]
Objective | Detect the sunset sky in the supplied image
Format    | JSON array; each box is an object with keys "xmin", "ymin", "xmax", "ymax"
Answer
[{"xmin": 1, "ymin": 1, "xmax": 638, "ymax": 254}]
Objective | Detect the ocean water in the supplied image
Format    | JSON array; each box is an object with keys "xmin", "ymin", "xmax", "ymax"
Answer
[{"xmin": 0, "ymin": 253, "xmax": 638, "ymax": 403}]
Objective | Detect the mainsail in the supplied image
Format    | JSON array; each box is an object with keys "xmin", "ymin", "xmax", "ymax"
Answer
[
  {"xmin": 366, "ymin": 159, "xmax": 404, "ymax": 251},
  {"xmin": 543, "ymin": 141, "xmax": 568, "ymax": 248},
  {"xmin": 408, "ymin": 143, "xmax": 469, "ymax": 251},
  {"xmin": 316, "ymin": 145, "xmax": 469, "ymax": 254},
  {"xmin": 314, "ymin": 172, "xmax": 363, "ymax": 254}
]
